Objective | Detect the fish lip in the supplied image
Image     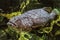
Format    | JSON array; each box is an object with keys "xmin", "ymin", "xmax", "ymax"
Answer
[{"xmin": 7, "ymin": 21, "xmax": 17, "ymax": 27}]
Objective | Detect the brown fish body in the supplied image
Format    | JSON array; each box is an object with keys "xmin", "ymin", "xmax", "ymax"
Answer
[{"xmin": 7, "ymin": 7, "xmax": 57, "ymax": 31}]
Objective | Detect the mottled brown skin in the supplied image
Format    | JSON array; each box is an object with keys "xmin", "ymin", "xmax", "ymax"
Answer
[{"xmin": 15, "ymin": 19, "xmax": 32, "ymax": 31}]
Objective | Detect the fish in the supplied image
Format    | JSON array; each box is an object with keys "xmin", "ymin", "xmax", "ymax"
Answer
[{"xmin": 7, "ymin": 7, "xmax": 58, "ymax": 31}]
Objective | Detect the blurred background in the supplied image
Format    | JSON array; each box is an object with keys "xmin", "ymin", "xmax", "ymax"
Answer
[{"xmin": 0, "ymin": 0, "xmax": 60, "ymax": 40}]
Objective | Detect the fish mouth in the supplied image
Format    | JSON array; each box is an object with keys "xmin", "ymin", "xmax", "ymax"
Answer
[{"xmin": 7, "ymin": 21, "xmax": 17, "ymax": 27}]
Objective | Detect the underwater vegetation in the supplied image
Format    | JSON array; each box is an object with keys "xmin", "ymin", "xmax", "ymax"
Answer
[{"xmin": 0, "ymin": 0, "xmax": 60, "ymax": 40}]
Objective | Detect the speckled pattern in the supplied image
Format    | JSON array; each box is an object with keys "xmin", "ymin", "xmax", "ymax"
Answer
[{"xmin": 7, "ymin": 7, "xmax": 57, "ymax": 31}]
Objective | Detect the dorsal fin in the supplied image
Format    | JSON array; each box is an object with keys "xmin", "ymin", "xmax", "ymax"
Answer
[{"xmin": 43, "ymin": 7, "xmax": 52, "ymax": 13}]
